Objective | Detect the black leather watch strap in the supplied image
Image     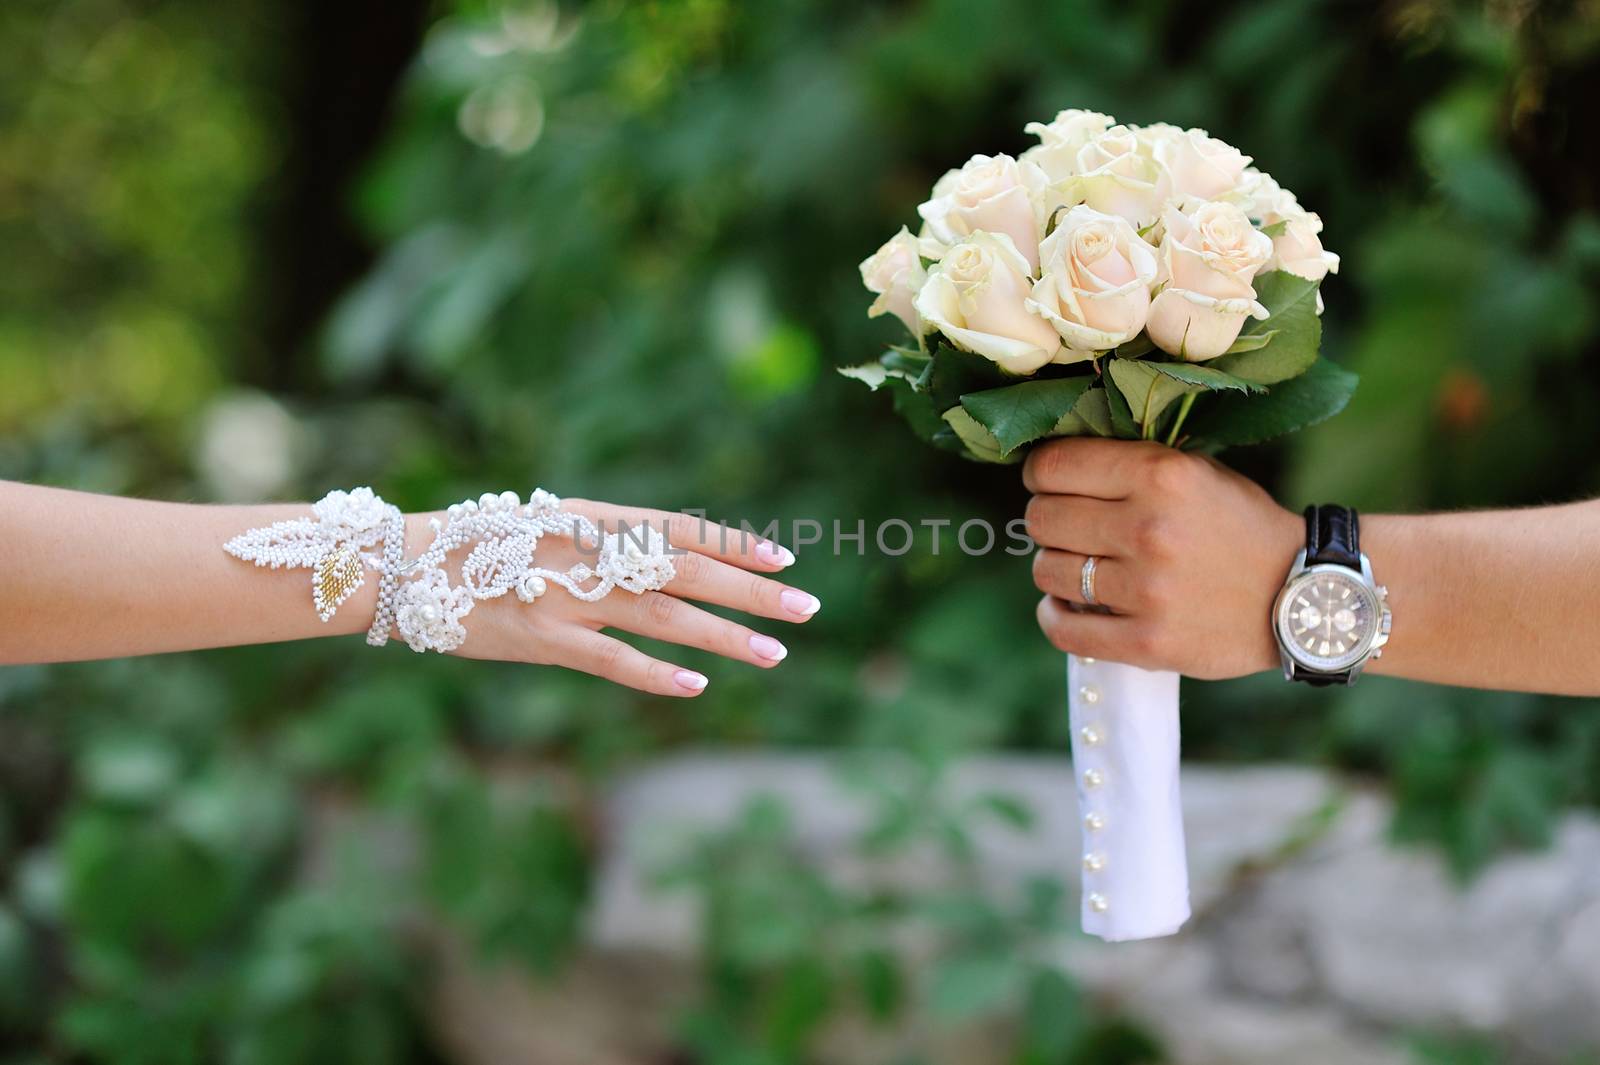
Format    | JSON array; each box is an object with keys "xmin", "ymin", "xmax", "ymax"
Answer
[
  {"xmin": 1288, "ymin": 504, "xmax": 1362, "ymax": 686},
  {"xmin": 1304, "ymin": 503, "xmax": 1360, "ymax": 568},
  {"xmin": 1290, "ymin": 662, "xmax": 1351, "ymax": 686}
]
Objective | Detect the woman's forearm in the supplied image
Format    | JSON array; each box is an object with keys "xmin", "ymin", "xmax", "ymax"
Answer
[
  {"xmin": 0, "ymin": 481, "xmax": 420, "ymax": 663},
  {"xmin": 2, "ymin": 481, "xmax": 822, "ymax": 696},
  {"xmin": 1364, "ymin": 502, "xmax": 1600, "ymax": 694}
]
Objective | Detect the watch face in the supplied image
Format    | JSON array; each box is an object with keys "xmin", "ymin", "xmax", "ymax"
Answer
[{"xmin": 1276, "ymin": 566, "xmax": 1381, "ymax": 673}]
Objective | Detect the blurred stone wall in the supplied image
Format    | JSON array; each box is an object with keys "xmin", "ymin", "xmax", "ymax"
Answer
[{"xmin": 425, "ymin": 755, "xmax": 1600, "ymax": 1065}]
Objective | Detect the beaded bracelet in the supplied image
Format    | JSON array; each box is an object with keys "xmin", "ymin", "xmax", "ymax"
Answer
[{"xmin": 224, "ymin": 486, "xmax": 677, "ymax": 654}]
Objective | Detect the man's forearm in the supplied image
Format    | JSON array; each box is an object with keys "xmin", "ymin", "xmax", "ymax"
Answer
[
  {"xmin": 0, "ymin": 482, "xmax": 429, "ymax": 664},
  {"xmin": 1363, "ymin": 501, "xmax": 1600, "ymax": 695},
  {"xmin": 1023, "ymin": 438, "xmax": 1600, "ymax": 695}
]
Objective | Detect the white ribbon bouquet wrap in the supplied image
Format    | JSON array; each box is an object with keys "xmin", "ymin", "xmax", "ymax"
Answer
[
  {"xmin": 846, "ymin": 109, "xmax": 1352, "ymax": 941},
  {"xmin": 1069, "ymin": 655, "xmax": 1187, "ymax": 940}
]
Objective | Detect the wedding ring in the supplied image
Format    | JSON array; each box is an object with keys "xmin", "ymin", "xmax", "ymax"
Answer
[{"xmin": 1080, "ymin": 555, "xmax": 1099, "ymax": 605}]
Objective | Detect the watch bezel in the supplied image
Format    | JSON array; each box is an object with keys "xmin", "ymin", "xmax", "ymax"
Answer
[{"xmin": 1273, "ymin": 563, "xmax": 1383, "ymax": 674}]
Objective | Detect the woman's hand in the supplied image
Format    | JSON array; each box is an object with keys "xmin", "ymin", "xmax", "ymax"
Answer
[
  {"xmin": 446, "ymin": 500, "xmax": 819, "ymax": 697},
  {"xmin": 1023, "ymin": 438, "xmax": 1301, "ymax": 679}
]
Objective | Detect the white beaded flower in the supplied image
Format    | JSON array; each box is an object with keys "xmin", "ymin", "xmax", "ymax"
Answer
[
  {"xmin": 595, "ymin": 526, "xmax": 676, "ymax": 594},
  {"xmin": 313, "ymin": 487, "xmax": 390, "ymax": 539},
  {"xmin": 393, "ymin": 569, "xmax": 474, "ymax": 654},
  {"xmin": 224, "ymin": 486, "xmax": 402, "ymax": 624}
]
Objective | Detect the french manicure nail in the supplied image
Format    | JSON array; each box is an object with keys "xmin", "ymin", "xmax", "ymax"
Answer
[
  {"xmin": 674, "ymin": 670, "xmax": 709, "ymax": 691},
  {"xmin": 780, "ymin": 589, "xmax": 821, "ymax": 616},
  {"xmin": 756, "ymin": 540, "xmax": 796, "ymax": 567},
  {"xmin": 749, "ymin": 634, "xmax": 788, "ymax": 662}
]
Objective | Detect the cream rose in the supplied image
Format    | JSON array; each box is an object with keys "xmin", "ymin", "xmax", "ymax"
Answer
[
  {"xmin": 914, "ymin": 231, "xmax": 1062, "ymax": 375},
  {"xmin": 859, "ymin": 226, "xmax": 928, "ymax": 336},
  {"xmin": 1234, "ymin": 170, "xmax": 1340, "ymax": 304},
  {"xmin": 1147, "ymin": 201, "xmax": 1272, "ymax": 361},
  {"xmin": 1149, "ymin": 126, "xmax": 1250, "ymax": 201},
  {"xmin": 917, "ymin": 153, "xmax": 1043, "ymax": 271},
  {"xmin": 1233, "ymin": 168, "xmax": 1298, "ymax": 223},
  {"xmin": 1027, "ymin": 206, "xmax": 1157, "ymax": 361},
  {"xmin": 1266, "ymin": 213, "xmax": 1340, "ymax": 283},
  {"xmin": 1020, "ymin": 108, "xmax": 1115, "ymax": 183},
  {"xmin": 1069, "ymin": 125, "xmax": 1172, "ymax": 230}
]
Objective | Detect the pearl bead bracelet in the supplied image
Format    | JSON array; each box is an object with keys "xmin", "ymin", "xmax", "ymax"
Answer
[{"xmin": 225, "ymin": 486, "xmax": 678, "ymax": 654}]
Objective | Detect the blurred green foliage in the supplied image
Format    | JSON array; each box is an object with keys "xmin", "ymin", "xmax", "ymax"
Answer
[
  {"xmin": 0, "ymin": 0, "xmax": 273, "ymax": 489},
  {"xmin": 3, "ymin": 0, "xmax": 1600, "ymax": 1062}
]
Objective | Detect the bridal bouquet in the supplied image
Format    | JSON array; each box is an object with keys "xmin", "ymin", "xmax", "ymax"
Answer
[{"xmin": 848, "ymin": 110, "xmax": 1354, "ymax": 941}]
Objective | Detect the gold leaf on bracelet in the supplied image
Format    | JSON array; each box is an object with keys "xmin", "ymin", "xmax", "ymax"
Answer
[{"xmin": 313, "ymin": 547, "xmax": 364, "ymax": 622}]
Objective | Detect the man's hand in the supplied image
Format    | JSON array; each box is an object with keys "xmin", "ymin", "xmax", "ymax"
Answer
[{"xmin": 1023, "ymin": 438, "xmax": 1301, "ymax": 679}]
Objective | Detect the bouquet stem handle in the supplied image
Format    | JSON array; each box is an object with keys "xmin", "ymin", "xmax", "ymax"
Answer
[{"xmin": 1068, "ymin": 653, "xmax": 1190, "ymax": 941}]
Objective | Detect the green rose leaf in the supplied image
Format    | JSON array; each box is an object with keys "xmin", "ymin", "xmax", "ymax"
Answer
[
  {"xmin": 941, "ymin": 405, "xmax": 1021, "ymax": 464},
  {"xmin": 922, "ymin": 341, "xmax": 1014, "ymax": 412},
  {"xmin": 1102, "ymin": 371, "xmax": 1139, "ymax": 438},
  {"xmin": 1144, "ymin": 359, "xmax": 1265, "ymax": 393},
  {"xmin": 1219, "ymin": 329, "xmax": 1277, "ymax": 355},
  {"xmin": 841, "ymin": 347, "xmax": 926, "ymax": 391},
  {"xmin": 1114, "ymin": 335, "xmax": 1155, "ymax": 358},
  {"xmin": 882, "ymin": 346, "xmax": 930, "ymax": 376},
  {"xmin": 1049, "ymin": 410, "xmax": 1090, "ymax": 435},
  {"xmin": 1209, "ymin": 270, "xmax": 1321, "ymax": 384},
  {"xmin": 884, "ymin": 376, "xmax": 961, "ymax": 451},
  {"xmin": 838, "ymin": 363, "xmax": 891, "ymax": 390},
  {"xmin": 1070, "ymin": 387, "xmax": 1114, "ymax": 436},
  {"xmin": 1183, "ymin": 356, "xmax": 1358, "ymax": 448},
  {"xmin": 1108, "ymin": 358, "xmax": 1202, "ymax": 437},
  {"xmin": 958, "ymin": 376, "xmax": 1094, "ymax": 455}
]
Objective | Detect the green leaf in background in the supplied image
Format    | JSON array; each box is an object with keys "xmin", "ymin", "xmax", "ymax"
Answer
[
  {"xmin": 940, "ymin": 407, "xmax": 1018, "ymax": 464},
  {"xmin": 958, "ymin": 377, "xmax": 1092, "ymax": 455},
  {"xmin": 1409, "ymin": 1033, "xmax": 1504, "ymax": 1065},
  {"xmin": 1021, "ymin": 967, "xmax": 1085, "ymax": 1061},
  {"xmin": 80, "ymin": 736, "xmax": 181, "ymax": 805},
  {"xmin": 730, "ymin": 321, "xmax": 820, "ymax": 401},
  {"xmin": 764, "ymin": 956, "xmax": 834, "ymax": 1054},
  {"xmin": 922, "ymin": 342, "xmax": 1014, "ymax": 413},
  {"xmin": 929, "ymin": 952, "xmax": 1025, "ymax": 1021},
  {"xmin": 1210, "ymin": 270, "xmax": 1322, "ymax": 384},
  {"xmin": 1071, "ymin": 387, "xmax": 1115, "ymax": 436},
  {"xmin": 1183, "ymin": 356, "xmax": 1358, "ymax": 448},
  {"xmin": 1108, "ymin": 359, "xmax": 1202, "ymax": 437},
  {"xmin": 855, "ymin": 949, "xmax": 902, "ymax": 1021},
  {"xmin": 0, "ymin": 903, "xmax": 34, "ymax": 1023},
  {"xmin": 971, "ymin": 791, "xmax": 1035, "ymax": 831},
  {"xmin": 1145, "ymin": 359, "xmax": 1265, "ymax": 393}
]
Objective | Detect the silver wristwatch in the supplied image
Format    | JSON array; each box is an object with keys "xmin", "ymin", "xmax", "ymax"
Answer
[{"xmin": 1272, "ymin": 504, "xmax": 1391, "ymax": 687}]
